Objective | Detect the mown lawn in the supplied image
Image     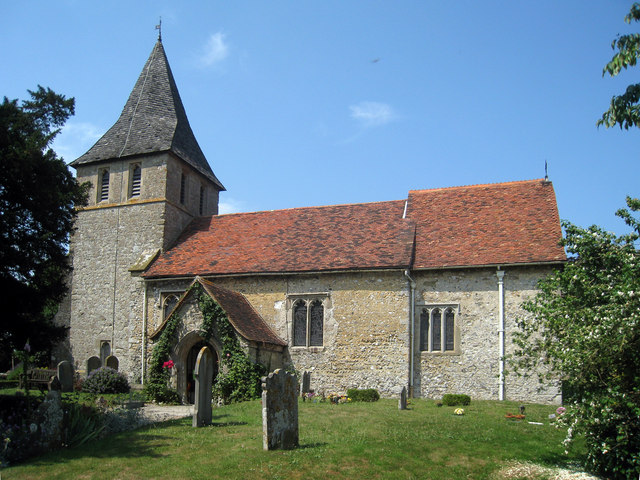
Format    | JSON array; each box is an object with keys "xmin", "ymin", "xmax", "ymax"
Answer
[{"xmin": 1, "ymin": 399, "xmax": 585, "ymax": 480}]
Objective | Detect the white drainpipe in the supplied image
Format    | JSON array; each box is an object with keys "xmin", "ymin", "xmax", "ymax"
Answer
[
  {"xmin": 496, "ymin": 268, "xmax": 505, "ymax": 401},
  {"xmin": 404, "ymin": 270, "xmax": 416, "ymax": 397}
]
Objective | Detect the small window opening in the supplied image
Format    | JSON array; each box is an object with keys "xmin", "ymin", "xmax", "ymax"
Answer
[
  {"xmin": 99, "ymin": 169, "xmax": 109, "ymax": 202},
  {"xmin": 199, "ymin": 185, "xmax": 205, "ymax": 215},
  {"xmin": 180, "ymin": 173, "xmax": 186, "ymax": 204},
  {"xmin": 130, "ymin": 164, "xmax": 141, "ymax": 197}
]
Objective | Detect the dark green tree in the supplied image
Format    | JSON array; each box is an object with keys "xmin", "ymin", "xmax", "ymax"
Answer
[
  {"xmin": 0, "ymin": 86, "xmax": 88, "ymax": 370},
  {"xmin": 510, "ymin": 198, "xmax": 640, "ymax": 479},
  {"xmin": 598, "ymin": 3, "xmax": 640, "ymax": 129}
]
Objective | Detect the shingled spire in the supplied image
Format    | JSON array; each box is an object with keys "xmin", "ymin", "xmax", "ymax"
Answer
[{"xmin": 72, "ymin": 40, "xmax": 224, "ymax": 190}]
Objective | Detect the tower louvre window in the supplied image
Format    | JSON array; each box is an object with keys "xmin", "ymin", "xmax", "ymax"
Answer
[
  {"xmin": 130, "ymin": 164, "xmax": 141, "ymax": 198},
  {"xmin": 99, "ymin": 169, "xmax": 109, "ymax": 202}
]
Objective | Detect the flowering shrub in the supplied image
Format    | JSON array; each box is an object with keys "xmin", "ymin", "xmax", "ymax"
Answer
[
  {"xmin": 82, "ymin": 367, "xmax": 130, "ymax": 394},
  {"xmin": 328, "ymin": 393, "xmax": 351, "ymax": 404},
  {"xmin": 510, "ymin": 197, "xmax": 640, "ymax": 479}
]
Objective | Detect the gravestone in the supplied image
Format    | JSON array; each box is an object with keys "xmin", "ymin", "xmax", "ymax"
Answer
[
  {"xmin": 105, "ymin": 355, "xmax": 119, "ymax": 371},
  {"xmin": 48, "ymin": 376, "xmax": 61, "ymax": 392},
  {"xmin": 192, "ymin": 346, "xmax": 214, "ymax": 427},
  {"xmin": 86, "ymin": 356, "xmax": 101, "ymax": 375},
  {"xmin": 57, "ymin": 360, "xmax": 74, "ymax": 393},
  {"xmin": 300, "ymin": 371, "xmax": 311, "ymax": 396},
  {"xmin": 399, "ymin": 386, "xmax": 407, "ymax": 410},
  {"xmin": 262, "ymin": 369, "xmax": 299, "ymax": 450}
]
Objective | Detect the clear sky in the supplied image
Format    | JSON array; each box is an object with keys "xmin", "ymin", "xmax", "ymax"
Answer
[{"xmin": 2, "ymin": 1, "xmax": 638, "ymax": 236}]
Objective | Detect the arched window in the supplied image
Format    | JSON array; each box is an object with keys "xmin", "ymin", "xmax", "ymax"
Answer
[
  {"xmin": 163, "ymin": 294, "xmax": 180, "ymax": 320},
  {"xmin": 291, "ymin": 296, "xmax": 326, "ymax": 348},
  {"xmin": 293, "ymin": 300, "xmax": 307, "ymax": 346},
  {"xmin": 100, "ymin": 340, "xmax": 111, "ymax": 366},
  {"xmin": 309, "ymin": 300, "xmax": 324, "ymax": 346},
  {"xmin": 419, "ymin": 305, "xmax": 459, "ymax": 353}
]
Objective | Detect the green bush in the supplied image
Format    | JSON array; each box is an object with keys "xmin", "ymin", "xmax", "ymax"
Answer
[
  {"xmin": 442, "ymin": 394, "xmax": 471, "ymax": 406},
  {"xmin": 143, "ymin": 382, "xmax": 180, "ymax": 404},
  {"xmin": 213, "ymin": 352, "xmax": 266, "ymax": 404},
  {"xmin": 82, "ymin": 367, "xmax": 130, "ymax": 394},
  {"xmin": 346, "ymin": 388, "xmax": 380, "ymax": 402}
]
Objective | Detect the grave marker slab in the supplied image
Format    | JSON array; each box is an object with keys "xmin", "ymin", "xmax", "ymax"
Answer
[
  {"xmin": 192, "ymin": 346, "xmax": 214, "ymax": 427},
  {"xmin": 399, "ymin": 386, "xmax": 407, "ymax": 410},
  {"xmin": 86, "ymin": 356, "xmax": 101, "ymax": 375},
  {"xmin": 105, "ymin": 355, "xmax": 119, "ymax": 371},
  {"xmin": 262, "ymin": 369, "xmax": 299, "ymax": 450},
  {"xmin": 57, "ymin": 361, "xmax": 74, "ymax": 392},
  {"xmin": 300, "ymin": 371, "xmax": 310, "ymax": 396}
]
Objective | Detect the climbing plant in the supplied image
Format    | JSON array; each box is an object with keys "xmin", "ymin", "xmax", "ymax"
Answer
[
  {"xmin": 144, "ymin": 312, "xmax": 181, "ymax": 403},
  {"xmin": 145, "ymin": 281, "xmax": 266, "ymax": 405},
  {"xmin": 193, "ymin": 282, "xmax": 266, "ymax": 404}
]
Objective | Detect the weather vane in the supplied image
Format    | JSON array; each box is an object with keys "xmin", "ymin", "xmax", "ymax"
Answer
[{"xmin": 155, "ymin": 17, "xmax": 162, "ymax": 41}]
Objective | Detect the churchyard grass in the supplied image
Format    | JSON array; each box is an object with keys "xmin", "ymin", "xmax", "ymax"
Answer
[{"xmin": 2, "ymin": 399, "xmax": 584, "ymax": 479}]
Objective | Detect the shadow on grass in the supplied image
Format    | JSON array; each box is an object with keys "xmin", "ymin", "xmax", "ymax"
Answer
[
  {"xmin": 297, "ymin": 442, "xmax": 328, "ymax": 449},
  {"xmin": 22, "ymin": 432, "xmax": 173, "ymax": 468}
]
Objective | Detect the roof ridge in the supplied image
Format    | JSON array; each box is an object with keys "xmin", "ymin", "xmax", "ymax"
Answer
[
  {"xmin": 408, "ymin": 178, "xmax": 548, "ymax": 194},
  {"xmin": 216, "ymin": 198, "xmax": 407, "ymax": 218}
]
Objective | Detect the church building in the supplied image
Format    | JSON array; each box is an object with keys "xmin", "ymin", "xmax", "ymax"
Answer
[{"xmin": 55, "ymin": 39, "xmax": 566, "ymax": 404}]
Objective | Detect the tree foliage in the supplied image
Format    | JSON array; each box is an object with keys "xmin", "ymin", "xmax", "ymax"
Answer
[
  {"xmin": 510, "ymin": 198, "xmax": 640, "ymax": 479},
  {"xmin": 0, "ymin": 86, "xmax": 88, "ymax": 369},
  {"xmin": 598, "ymin": 3, "xmax": 640, "ymax": 129}
]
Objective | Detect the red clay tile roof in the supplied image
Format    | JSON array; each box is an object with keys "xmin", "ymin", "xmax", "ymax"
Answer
[
  {"xmin": 144, "ymin": 200, "xmax": 414, "ymax": 278},
  {"xmin": 150, "ymin": 277, "xmax": 286, "ymax": 346},
  {"xmin": 406, "ymin": 179, "xmax": 566, "ymax": 269},
  {"xmin": 144, "ymin": 179, "xmax": 565, "ymax": 278}
]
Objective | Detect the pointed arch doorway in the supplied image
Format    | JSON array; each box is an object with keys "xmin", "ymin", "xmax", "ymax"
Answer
[{"xmin": 185, "ymin": 340, "xmax": 219, "ymax": 404}]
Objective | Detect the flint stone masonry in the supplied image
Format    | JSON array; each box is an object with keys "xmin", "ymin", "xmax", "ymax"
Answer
[
  {"xmin": 262, "ymin": 369, "xmax": 299, "ymax": 450},
  {"xmin": 193, "ymin": 346, "xmax": 214, "ymax": 427}
]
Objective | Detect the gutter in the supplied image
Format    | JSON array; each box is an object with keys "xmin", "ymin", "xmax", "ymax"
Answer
[{"xmin": 404, "ymin": 270, "xmax": 416, "ymax": 397}]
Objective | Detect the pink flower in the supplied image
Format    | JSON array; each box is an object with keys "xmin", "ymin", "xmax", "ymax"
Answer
[{"xmin": 162, "ymin": 360, "xmax": 174, "ymax": 369}]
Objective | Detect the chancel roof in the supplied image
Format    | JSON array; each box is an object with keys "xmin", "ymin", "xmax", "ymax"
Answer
[
  {"xmin": 144, "ymin": 179, "xmax": 565, "ymax": 279},
  {"xmin": 71, "ymin": 40, "xmax": 224, "ymax": 190},
  {"xmin": 405, "ymin": 179, "xmax": 566, "ymax": 269}
]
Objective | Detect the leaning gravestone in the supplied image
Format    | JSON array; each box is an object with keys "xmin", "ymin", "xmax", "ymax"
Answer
[
  {"xmin": 399, "ymin": 386, "xmax": 407, "ymax": 410},
  {"xmin": 105, "ymin": 355, "xmax": 119, "ymax": 371},
  {"xmin": 48, "ymin": 376, "xmax": 61, "ymax": 392},
  {"xmin": 193, "ymin": 346, "xmax": 214, "ymax": 427},
  {"xmin": 86, "ymin": 356, "xmax": 101, "ymax": 375},
  {"xmin": 262, "ymin": 369, "xmax": 299, "ymax": 450},
  {"xmin": 57, "ymin": 360, "xmax": 74, "ymax": 393},
  {"xmin": 300, "ymin": 371, "xmax": 311, "ymax": 396}
]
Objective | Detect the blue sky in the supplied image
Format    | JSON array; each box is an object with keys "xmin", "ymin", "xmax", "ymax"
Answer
[{"xmin": 2, "ymin": 1, "xmax": 638, "ymax": 236}]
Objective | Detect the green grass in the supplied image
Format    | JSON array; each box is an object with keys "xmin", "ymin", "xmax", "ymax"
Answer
[{"xmin": 1, "ymin": 399, "xmax": 585, "ymax": 480}]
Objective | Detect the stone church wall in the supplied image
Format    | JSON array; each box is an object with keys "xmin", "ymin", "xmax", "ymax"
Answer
[
  {"xmin": 144, "ymin": 266, "xmax": 560, "ymax": 402},
  {"xmin": 413, "ymin": 265, "xmax": 560, "ymax": 404}
]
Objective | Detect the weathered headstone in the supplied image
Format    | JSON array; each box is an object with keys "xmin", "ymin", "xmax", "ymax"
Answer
[
  {"xmin": 262, "ymin": 369, "xmax": 299, "ymax": 450},
  {"xmin": 105, "ymin": 355, "xmax": 119, "ymax": 371},
  {"xmin": 57, "ymin": 360, "xmax": 74, "ymax": 393},
  {"xmin": 399, "ymin": 386, "xmax": 407, "ymax": 410},
  {"xmin": 300, "ymin": 371, "xmax": 311, "ymax": 396},
  {"xmin": 86, "ymin": 356, "xmax": 101, "ymax": 375},
  {"xmin": 48, "ymin": 376, "xmax": 61, "ymax": 392},
  {"xmin": 192, "ymin": 346, "xmax": 214, "ymax": 427}
]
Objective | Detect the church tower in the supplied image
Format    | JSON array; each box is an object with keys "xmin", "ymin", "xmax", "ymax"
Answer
[{"xmin": 62, "ymin": 39, "xmax": 224, "ymax": 381}]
